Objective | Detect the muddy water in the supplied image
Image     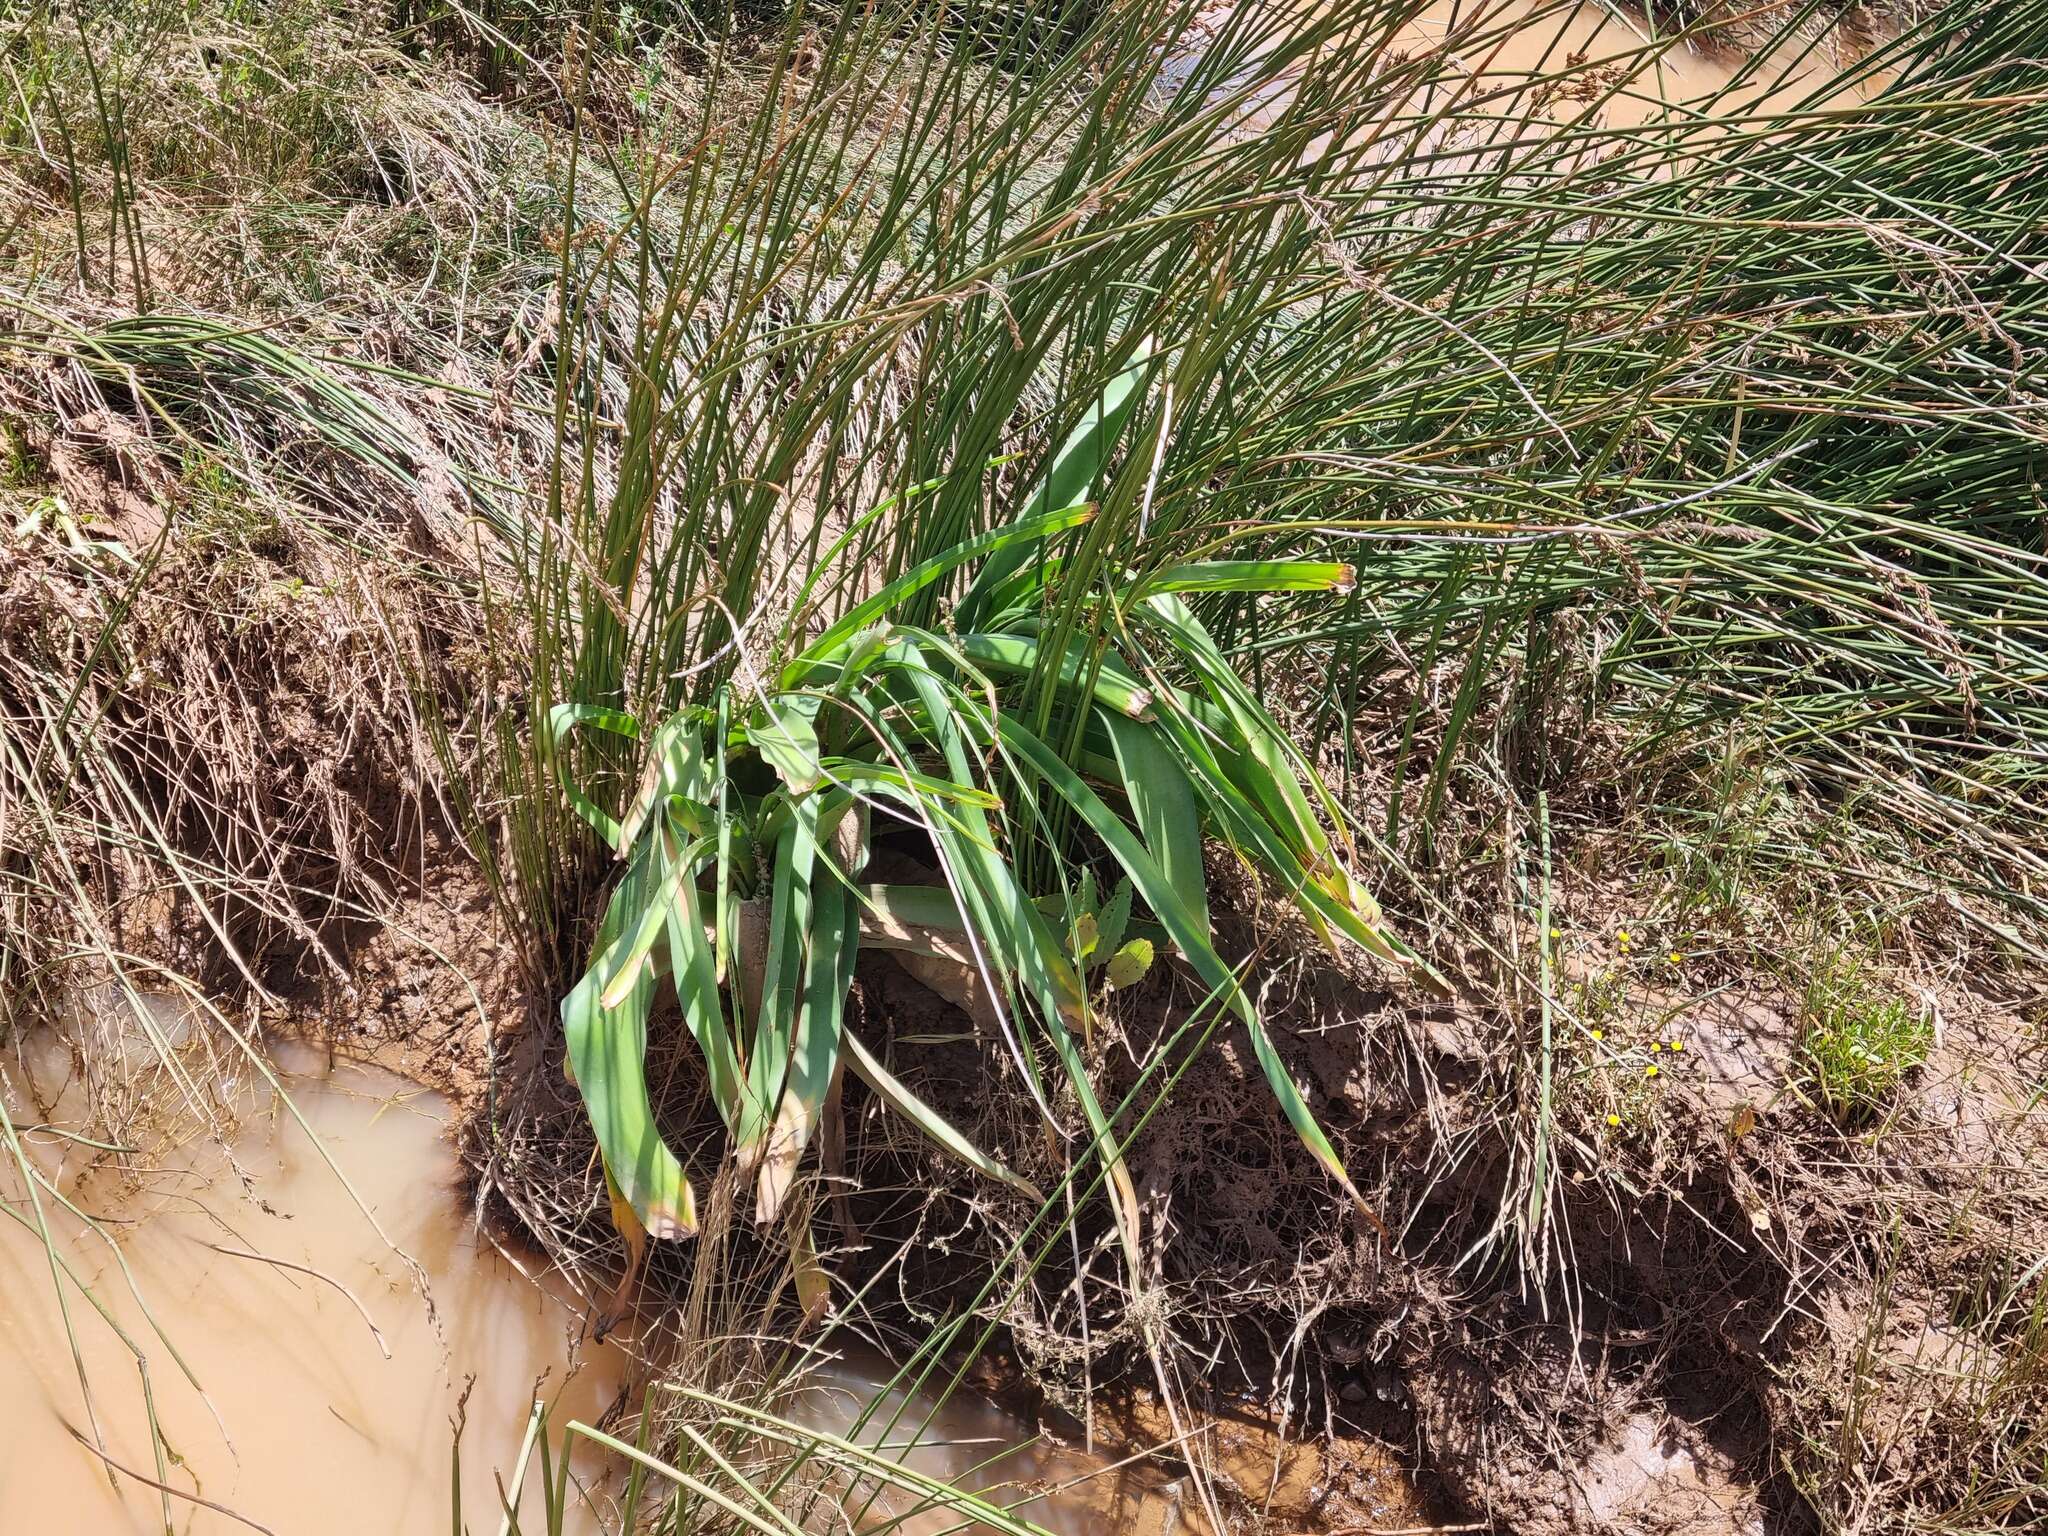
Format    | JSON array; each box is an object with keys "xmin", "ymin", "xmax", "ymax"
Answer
[
  {"xmin": 1188, "ymin": 0, "xmax": 1868, "ymax": 147},
  {"xmin": 1378, "ymin": 0, "xmax": 1852, "ymax": 123},
  {"xmin": 793, "ymin": 1352, "xmax": 1192, "ymax": 1535},
  {"xmin": 793, "ymin": 1351, "xmax": 1435, "ymax": 1534},
  {"xmin": 0, "ymin": 1010, "xmax": 1432, "ymax": 1534},
  {"xmin": 0, "ymin": 1020, "xmax": 1226, "ymax": 1536},
  {"xmin": 0, "ymin": 1029, "xmax": 628, "ymax": 1535}
]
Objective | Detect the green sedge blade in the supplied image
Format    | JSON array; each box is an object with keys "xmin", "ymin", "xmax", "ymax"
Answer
[
  {"xmin": 545, "ymin": 702, "xmax": 642, "ymax": 743},
  {"xmin": 714, "ymin": 690, "xmax": 736, "ymax": 990},
  {"xmin": 896, "ymin": 692, "xmax": 1143, "ymax": 1269},
  {"xmin": 841, "ymin": 1030, "xmax": 1044, "ymax": 1203},
  {"xmin": 1143, "ymin": 593, "xmax": 1333, "ymax": 866},
  {"xmin": 779, "ymin": 468, "xmax": 957, "ymax": 655},
  {"xmin": 1137, "ymin": 560, "xmax": 1356, "ymax": 597},
  {"xmin": 1155, "ymin": 704, "xmax": 1410, "ymax": 968},
  {"xmin": 885, "ymin": 642, "xmax": 1062, "ymax": 1115},
  {"xmin": 997, "ymin": 716, "xmax": 1384, "ymax": 1233}
]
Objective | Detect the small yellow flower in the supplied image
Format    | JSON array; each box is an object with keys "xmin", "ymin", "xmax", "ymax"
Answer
[
  {"xmin": 1649, "ymin": 1042, "xmax": 1662, "ymax": 1052},
  {"xmin": 1548, "ymin": 927, "xmax": 1562, "ymax": 940},
  {"xmin": 1590, "ymin": 1029, "xmax": 1604, "ymax": 1042},
  {"xmin": 1616, "ymin": 928, "xmax": 1632, "ymax": 942},
  {"xmin": 1606, "ymin": 1113, "xmax": 1621, "ymax": 1127},
  {"xmin": 1645, "ymin": 1064, "xmax": 1660, "ymax": 1078},
  {"xmin": 1668, "ymin": 950, "xmax": 1684, "ymax": 964},
  {"xmin": 1671, "ymin": 1040, "xmax": 1685, "ymax": 1052}
]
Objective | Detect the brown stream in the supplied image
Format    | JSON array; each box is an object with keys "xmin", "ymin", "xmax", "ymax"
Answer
[
  {"xmin": 1375, "ymin": 0, "xmax": 1855, "ymax": 122},
  {"xmin": 0, "ymin": 1018, "xmax": 1266, "ymax": 1534},
  {"xmin": 1191, "ymin": 0, "xmax": 1874, "ymax": 149},
  {"xmin": 0, "ymin": 1026, "xmax": 629, "ymax": 1534}
]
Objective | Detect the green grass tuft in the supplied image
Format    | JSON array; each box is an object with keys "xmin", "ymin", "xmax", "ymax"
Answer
[{"xmin": 1800, "ymin": 951, "xmax": 1930, "ymax": 1126}]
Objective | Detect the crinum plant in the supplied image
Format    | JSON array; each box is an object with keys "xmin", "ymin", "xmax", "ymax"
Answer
[{"xmin": 546, "ymin": 363, "xmax": 1411, "ymax": 1292}]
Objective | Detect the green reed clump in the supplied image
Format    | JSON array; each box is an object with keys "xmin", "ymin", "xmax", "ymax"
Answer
[
  {"xmin": 542, "ymin": 384, "xmax": 1403, "ymax": 1267},
  {"xmin": 1800, "ymin": 951, "xmax": 1929, "ymax": 1126},
  {"xmin": 471, "ymin": 0, "xmax": 1468, "ymax": 1266}
]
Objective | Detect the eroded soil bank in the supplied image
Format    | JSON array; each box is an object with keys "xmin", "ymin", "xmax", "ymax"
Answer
[{"xmin": 259, "ymin": 810, "xmax": 2048, "ymax": 1536}]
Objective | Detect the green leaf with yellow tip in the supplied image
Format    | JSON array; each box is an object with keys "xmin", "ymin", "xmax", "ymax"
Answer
[
  {"xmin": 562, "ymin": 840, "xmax": 699, "ymax": 1241},
  {"xmin": 1139, "ymin": 560, "xmax": 1356, "ymax": 597}
]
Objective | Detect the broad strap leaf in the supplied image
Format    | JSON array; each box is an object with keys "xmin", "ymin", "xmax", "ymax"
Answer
[
  {"xmin": 1154, "ymin": 704, "xmax": 1410, "ymax": 967},
  {"xmin": 1102, "ymin": 709, "xmax": 1210, "ymax": 943},
  {"xmin": 543, "ymin": 701, "xmax": 643, "ymax": 850},
  {"xmin": 957, "ymin": 340, "xmax": 1153, "ymax": 627},
  {"xmin": 791, "ymin": 503, "xmax": 1096, "ymax": 676},
  {"xmin": 736, "ymin": 795, "xmax": 820, "ymax": 1168},
  {"xmin": 598, "ymin": 832, "xmax": 705, "ymax": 1009},
  {"xmin": 1137, "ymin": 560, "xmax": 1356, "ymax": 597},
  {"xmin": 1142, "ymin": 592, "xmax": 1335, "ymax": 867},
  {"xmin": 997, "ymin": 716, "xmax": 1386, "ymax": 1234},
  {"xmin": 751, "ymin": 693, "xmax": 824, "ymax": 796},
  {"xmin": 956, "ymin": 631, "xmax": 1154, "ymax": 720},
  {"xmin": 755, "ymin": 872, "xmax": 858, "ymax": 1226},
  {"xmin": 617, "ymin": 709, "xmax": 714, "ymax": 850},
  {"xmin": 562, "ymin": 841, "xmax": 699, "ymax": 1240},
  {"xmin": 659, "ymin": 814, "xmax": 748, "ymax": 1131}
]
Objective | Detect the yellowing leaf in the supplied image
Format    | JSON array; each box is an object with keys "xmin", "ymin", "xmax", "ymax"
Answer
[
  {"xmin": 597, "ymin": 1167, "xmax": 653, "ymax": 1337},
  {"xmin": 788, "ymin": 1192, "xmax": 831, "ymax": 1330},
  {"xmin": 1103, "ymin": 938, "xmax": 1154, "ymax": 991},
  {"xmin": 1072, "ymin": 911, "xmax": 1100, "ymax": 962}
]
